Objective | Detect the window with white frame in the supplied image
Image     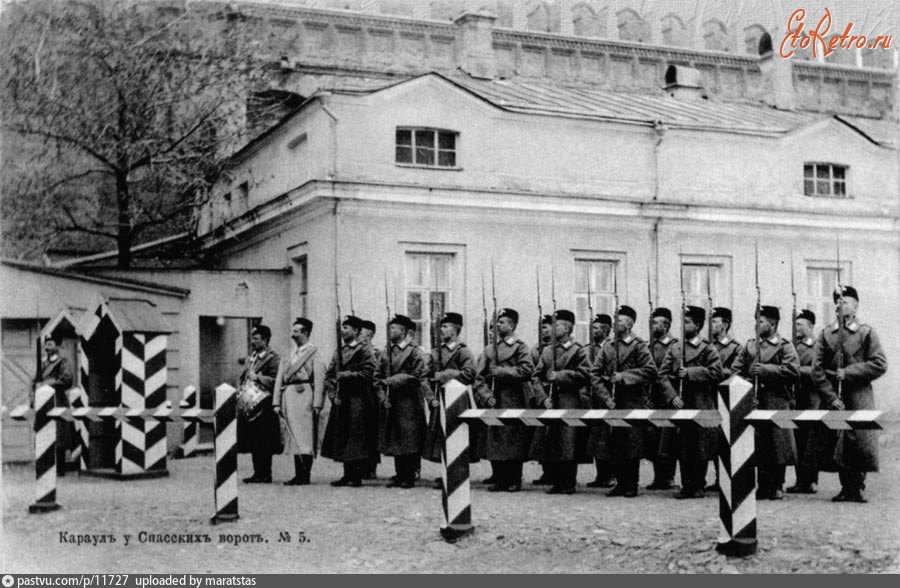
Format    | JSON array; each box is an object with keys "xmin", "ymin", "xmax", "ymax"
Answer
[
  {"xmin": 396, "ymin": 128, "xmax": 458, "ymax": 168},
  {"xmin": 806, "ymin": 263, "xmax": 851, "ymax": 330},
  {"xmin": 574, "ymin": 258, "xmax": 620, "ymax": 344},
  {"xmin": 680, "ymin": 258, "xmax": 729, "ymax": 339},
  {"xmin": 804, "ymin": 163, "xmax": 848, "ymax": 198},
  {"xmin": 404, "ymin": 252, "xmax": 454, "ymax": 349}
]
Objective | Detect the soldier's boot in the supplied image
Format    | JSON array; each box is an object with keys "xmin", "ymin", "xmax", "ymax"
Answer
[
  {"xmin": 299, "ymin": 454, "xmax": 314, "ymax": 485},
  {"xmin": 284, "ymin": 456, "xmax": 304, "ymax": 486},
  {"xmin": 834, "ymin": 469, "xmax": 867, "ymax": 503},
  {"xmin": 586, "ymin": 459, "xmax": 616, "ymax": 488},
  {"xmin": 647, "ymin": 458, "xmax": 676, "ymax": 490}
]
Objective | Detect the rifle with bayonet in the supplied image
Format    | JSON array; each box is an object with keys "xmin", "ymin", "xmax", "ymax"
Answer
[
  {"xmin": 549, "ymin": 267, "xmax": 558, "ymax": 406},
  {"xmin": 679, "ymin": 259, "xmax": 686, "ymax": 398},
  {"xmin": 790, "ymin": 248, "xmax": 798, "ymax": 408},
  {"xmin": 491, "ymin": 260, "xmax": 499, "ymax": 400},
  {"xmin": 349, "ymin": 275, "xmax": 355, "ymax": 316},
  {"xmin": 754, "ymin": 240, "xmax": 762, "ymax": 398},
  {"xmin": 536, "ymin": 266, "xmax": 543, "ymax": 353},
  {"xmin": 383, "ymin": 272, "xmax": 393, "ymax": 411},
  {"xmin": 482, "ymin": 274, "xmax": 489, "ymax": 349},
  {"xmin": 611, "ymin": 267, "xmax": 619, "ymax": 397},
  {"xmin": 647, "ymin": 266, "xmax": 653, "ymax": 348},
  {"xmin": 836, "ymin": 238, "xmax": 844, "ymax": 403},
  {"xmin": 705, "ymin": 256, "xmax": 714, "ymax": 343},
  {"xmin": 588, "ymin": 271, "xmax": 595, "ymax": 364}
]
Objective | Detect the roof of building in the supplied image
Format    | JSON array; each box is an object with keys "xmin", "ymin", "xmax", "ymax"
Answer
[
  {"xmin": 1, "ymin": 259, "xmax": 190, "ymax": 298},
  {"xmin": 327, "ymin": 72, "xmax": 897, "ymax": 144},
  {"xmin": 107, "ymin": 298, "xmax": 173, "ymax": 333}
]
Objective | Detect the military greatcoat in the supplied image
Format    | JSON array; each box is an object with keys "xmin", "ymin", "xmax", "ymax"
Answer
[
  {"xmin": 732, "ymin": 333, "xmax": 800, "ymax": 466},
  {"xmin": 473, "ymin": 336, "xmax": 536, "ymax": 461},
  {"xmin": 531, "ymin": 340, "xmax": 591, "ymax": 463},
  {"xmin": 422, "ymin": 340, "xmax": 477, "ymax": 462},
  {"xmin": 376, "ymin": 341, "xmax": 429, "ymax": 456},
  {"xmin": 321, "ymin": 341, "xmax": 379, "ymax": 463},
  {"xmin": 588, "ymin": 332, "xmax": 658, "ymax": 463},
  {"xmin": 658, "ymin": 336, "xmax": 723, "ymax": 460},
  {"xmin": 806, "ymin": 319, "xmax": 887, "ymax": 472}
]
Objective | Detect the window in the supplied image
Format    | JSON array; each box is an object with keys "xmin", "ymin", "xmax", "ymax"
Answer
[
  {"xmin": 404, "ymin": 253, "xmax": 454, "ymax": 349},
  {"xmin": 681, "ymin": 263, "xmax": 721, "ymax": 311},
  {"xmin": 806, "ymin": 264, "xmax": 851, "ymax": 330},
  {"xmin": 574, "ymin": 259, "xmax": 620, "ymax": 343},
  {"xmin": 297, "ymin": 257, "xmax": 308, "ymax": 317},
  {"xmin": 679, "ymin": 256, "xmax": 731, "ymax": 339},
  {"xmin": 396, "ymin": 128, "xmax": 458, "ymax": 168},
  {"xmin": 804, "ymin": 163, "xmax": 847, "ymax": 198}
]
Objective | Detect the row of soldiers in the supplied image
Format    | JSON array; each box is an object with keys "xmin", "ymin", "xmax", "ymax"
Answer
[{"xmin": 236, "ymin": 284, "xmax": 886, "ymax": 503}]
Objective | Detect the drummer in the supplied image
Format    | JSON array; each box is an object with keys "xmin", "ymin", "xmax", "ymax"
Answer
[{"xmin": 237, "ymin": 325, "xmax": 282, "ymax": 484}]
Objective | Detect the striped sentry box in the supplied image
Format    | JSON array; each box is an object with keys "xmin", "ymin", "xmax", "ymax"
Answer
[
  {"xmin": 439, "ymin": 379, "xmax": 474, "ymax": 542},
  {"xmin": 30, "ymin": 385, "xmax": 61, "ymax": 513},
  {"xmin": 67, "ymin": 387, "xmax": 90, "ymax": 471},
  {"xmin": 716, "ymin": 375, "xmax": 758, "ymax": 557},
  {"xmin": 120, "ymin": 333, "xmax": 168, "ymax": 475},
  {"xmin": 212, "ymin": 383, "xmax": 239, "ymax": 524},
  {"xmin": 178, "ymin": 385, "xmax": 199, "ymax": 458}
]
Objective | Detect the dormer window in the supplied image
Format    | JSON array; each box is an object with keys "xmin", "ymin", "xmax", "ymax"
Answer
[
  {"xmin": 396, "ymin": 128, "xmax": 458, "ymax": 168},
  {"xmin": 804, "ymin": 163, "xmax": 848, "ymax": 198}
]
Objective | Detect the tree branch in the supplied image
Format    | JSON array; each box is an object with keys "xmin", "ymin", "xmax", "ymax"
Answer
[{"xmin": 59, "ymin": 204, "xmax": 117, "ymax": 239}]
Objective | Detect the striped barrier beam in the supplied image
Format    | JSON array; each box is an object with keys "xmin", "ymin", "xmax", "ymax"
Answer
[
  {"xmin": 4, "ymin": 383, "xmax": 236, "ymax": 520},
  {"xmin": 68, "ymin": 387, "xmax": 90, "ymax": 472},
  {"xmin": 9, "ymin": 406, "xmax": 214, "ymax": 424},
  {"xmin": 30, "ymin": 385, "xmax": 60, "ymax": 513},
  {"xmin": 448, "ymin": 375, "xmax": 884, "ymax": 557},
  {"xmin": 212, "ymin": 383, "xmax": 239, "ymax": 524},
  {"xmin": 439, "ymin": 379, "xmax": 474, "ymax": 542},
  {"xmin": 178, "ymin": 385, "xmax": 199, "ymax": 458}
]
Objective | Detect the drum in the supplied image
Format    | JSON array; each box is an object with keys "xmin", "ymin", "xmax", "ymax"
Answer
[{"xmin": 237, "ymin": 381, "xmax": 271, "ymax": 422}]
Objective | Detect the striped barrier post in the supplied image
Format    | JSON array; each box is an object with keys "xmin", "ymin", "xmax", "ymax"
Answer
[
  {"xmin": 715, "ymin": 375, "xmax": 757, "ymax": 557},
  {"xmin": 212, "ymin": 383, "xmax": 239, "ymax": 524},
  {"xmin": 68, "ymin": 387, "xmax": 90, "ymax": 472},
  {"xmin": 178, "ymin": 385, "xmax": 199, "ymax": 459},
  {"xmin": 30, "ymin": 385, "xmax": 61, "ymax": 513},
  {"xmin": 439, "ymin": 379, "xmax": 474, "ymax": 542}
]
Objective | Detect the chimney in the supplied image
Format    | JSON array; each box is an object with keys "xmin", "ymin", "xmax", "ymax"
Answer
[
  {"xmin": 454, "ymin": 11, "xmax": 497, "ymax": 80},
  {"xmin": 664, "ymin": 65, "xmax": 705, "ymax": 101},
  {"xmin": 758, "ymin": 33, "xmax": 795, "ymax": 110}
]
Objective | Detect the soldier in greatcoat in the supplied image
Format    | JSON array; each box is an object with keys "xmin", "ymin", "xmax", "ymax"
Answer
[
  {"xmin": 585, "ymin": 314, "xmax": 616, "ymax": 489},
  {"xmin": 321, "ymin": 315, "xmax": 379, "ymax": 487},
  {"xmin": 706, "ymin": 306, "xmax": 742, "ymax": 492},
  {"xmin": 589, "ymin": 305, "xmax": 658, "ymax": 497},
  {"xmin": 658, "ymin": 306, "xmax": 723, "ymax": 498},
  {"xmin": 376, "ymin": 314, "xmax": 429, "ymax": 488},
  {"xmin": 711, "ymin": 307, "xmax": 742, "ymax": 380},
  {"xmin": 473, "ymin": 308, "xmax": 535, "ymax": 492},
  {"xmin": 807, "ymin": 286, "xmax": 887, "ymax": 503},
  {"xmin": 647, "ymin": 307, "xmax": 679, "ymax": 491},
  {"xmin": 732, "ymin": 305, "xmax": 800, "ymax": 500},
  {"xmin": 272, "ymin": 318, "xmax": 326, "ymax": 486},
  {"xmin": 529, "ymin": 315, "xmax": 554, "ymax": 486},
  {"xmin": 531, "ymin": 309, "xmax": 591, "ymax": 494},
  {"xmin": 32, "ymin": 335, "xmax": 74, "ymax": 475},
  {"xmin": 787, "ymin": 309, "xmax": 819, "ymax": 494},
  {"xmin": 422, "ymin": 312, "xmax": 477, "ymax": 489},
  {"xmin": 237, "ymin": 325, "xmax": 282, "ymax": 484},
  {"xmin": 357, "ymin": 319, "xmax": 381, "ymax": 479}
]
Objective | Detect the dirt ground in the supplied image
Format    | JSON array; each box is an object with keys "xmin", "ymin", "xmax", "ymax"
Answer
[{"xmin": 2, "ymin": 431, "xmax": 899, "ymax": 574}]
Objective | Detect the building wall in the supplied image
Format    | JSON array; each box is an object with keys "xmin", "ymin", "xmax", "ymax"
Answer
[{"xmin": 0, "ymin": 264, "xmax": 186, "ymax": 462}]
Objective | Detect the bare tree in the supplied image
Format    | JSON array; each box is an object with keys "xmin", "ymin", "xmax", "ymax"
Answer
[{"xmin": 1, "ymin": 0, "xmax": 267, "ymax": 268}]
